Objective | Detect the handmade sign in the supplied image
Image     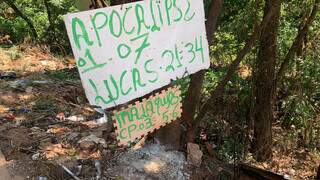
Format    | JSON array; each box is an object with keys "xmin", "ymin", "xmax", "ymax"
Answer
[
  {"xmin": 64, "ymin": 0, "xmax": 210, "ymax": 109},
  {"xmin": 113, "ymin": 86, "xmax": 182, "ymax": 146}
]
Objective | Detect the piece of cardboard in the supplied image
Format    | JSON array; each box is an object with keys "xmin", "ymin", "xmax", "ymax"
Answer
[{"xmin": 112, "ymin": 86, "xmax": 182, "ymax": 146}]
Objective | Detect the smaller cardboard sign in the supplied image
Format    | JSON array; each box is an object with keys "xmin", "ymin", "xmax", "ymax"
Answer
[{"xmin": 113, "ymin": 86, "xmax": 182, "ymax": 146}]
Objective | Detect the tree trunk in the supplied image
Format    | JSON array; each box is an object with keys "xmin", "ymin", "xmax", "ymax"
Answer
[
  {"xmin": 252, "ymin": 0, "xmax": 281, "ymax": 162},
  {"xmin": 183, "ymin": 0, "xmax": 223, "ymax": 143},
  {"xmin": 195, "ymin": 1, "xmax": 275, "ymax": 124},
  {"xmin": 4, "ymin": 0, "xmax": 38, "ymax": 39}
]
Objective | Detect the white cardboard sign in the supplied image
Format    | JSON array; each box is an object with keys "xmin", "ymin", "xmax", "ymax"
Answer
[{"xmin": 64, "ymin": 0, "xmax": 210, "ymax": 109}]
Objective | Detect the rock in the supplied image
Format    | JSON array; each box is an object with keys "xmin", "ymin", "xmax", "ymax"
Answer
[
  {"xmin": 78, "ymin": 134, "xmax": 107, "ymax": 149},
  {"xmin": 187, "ymin": 143, "xmax": 203, "ymax": 167},
  {"xmin": 0, "ymin": 71, "xmax": 17, "ymax": 79},
  {"xmin": 32, "ymin": 153, "xmax": 40, "ymax": 161}
]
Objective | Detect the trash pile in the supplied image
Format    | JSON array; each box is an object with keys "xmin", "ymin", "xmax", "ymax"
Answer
[{"xmin": 107, "ymin": 139, "xmax": 191, "ymax": 180}]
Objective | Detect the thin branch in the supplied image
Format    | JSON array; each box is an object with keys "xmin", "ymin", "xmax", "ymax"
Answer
[
  {"xmin": 196, "ymin": 1, "xmax": 276, "ymax": 122},
  {"xmin": 276, "ymin": 0, "xmax": 320, "ymax": 82}
]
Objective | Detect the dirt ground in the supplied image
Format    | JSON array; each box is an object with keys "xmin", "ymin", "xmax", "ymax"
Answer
[
  {"xmin": 0, "ymin": 45, "xmax": 319, "ymax": 179},
  {"xmin": 0, "ymin": 45, "xmax": 198, "ymax": 179}
]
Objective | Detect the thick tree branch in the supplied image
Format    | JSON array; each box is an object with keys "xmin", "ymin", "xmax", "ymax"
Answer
[{"xmin": 276, "ymin": 0, "xmax": 319, "ymax": 82}]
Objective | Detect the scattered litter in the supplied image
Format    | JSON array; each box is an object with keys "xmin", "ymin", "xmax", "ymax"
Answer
[
  {"xmin": 78, "ymin": 134, "xmax": 106, "ymax": 148},
  {"xmin": 32, "ymin": 153, "xmax": 40, "ymax": 161},
  {"xmin": 56, "ymin": 112, "xmax": 65, "ymax": 121},
  {"xmin": 18, "ymin": 108, "xmax": 31, "ymax": 114},
  {"xmin": 94, "ymin": 114, "xmax": 107, "ymax": 124},
  {"xmin": 32, "ymin": 80, "xmax": 50, "ymax": 84},
  {"xmin": 75, "ymin": 160, "xmax": 83, "ymax": 176},
  {"xmin": 0, "ymin": 71, "xmax": 17, "ymax": 79},
  {"xmin": 58, "ymin": 162, "xmax": 81, "ymax": 180},
  {"xmin": 67, "ymin": 115, "xmax": 85, "ymax": 122},
  {"xmin": 9, "ymin": 80, "xmax": 29, "ymax": 88},
  {"xmin": 4, "ymin": 114, "xmax": 16, "ymax": 120},
  {"xmin": 47, "ymin": 127, "xmax": 71, "ymax": 134},
  {"xmin": 95, "ymin": 160, "xmax": 102, "ymax": 180},
  {"xmin": 38, "ymin": 176, "xmax": 48, "ymax": 180},
  {"xmin": 9, "ymin": 79, "xmax": 50, "ymax": 89}
]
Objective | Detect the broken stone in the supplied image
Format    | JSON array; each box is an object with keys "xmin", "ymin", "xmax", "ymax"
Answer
[{"xmin": 187, "ymin": 143, "xmax": 203, "ymax": 167}]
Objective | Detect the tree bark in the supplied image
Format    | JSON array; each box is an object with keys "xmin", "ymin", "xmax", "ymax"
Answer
[
  {"xmin": 252, "ymin": 0, "xmax": 281, "ymax": 162},
  {"xmin": 195, "ymin": 2, "xmax": 275, "ymax": 123},
  {"xmin": 4, "ymin": 0, "xmax": 38, "ymax": 39},
  {"xmin": 183, "ymin": 0, "xmax": 223, "ymax": 143}
]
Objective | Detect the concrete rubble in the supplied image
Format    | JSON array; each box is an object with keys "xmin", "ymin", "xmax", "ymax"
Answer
[{"xmin": 107, "ymin": 139, "xmax": 190, "ymax": 180}]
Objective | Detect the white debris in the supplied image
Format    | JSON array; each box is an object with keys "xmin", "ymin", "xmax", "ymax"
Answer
[{"xmin": 107, "ymin": 139, "xmax": 190, "ymax": 180}]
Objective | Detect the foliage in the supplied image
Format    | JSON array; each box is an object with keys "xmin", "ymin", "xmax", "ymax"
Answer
[{"xmin": 0, "ymin": 0, "xmax": 77, "ymax": 52}]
